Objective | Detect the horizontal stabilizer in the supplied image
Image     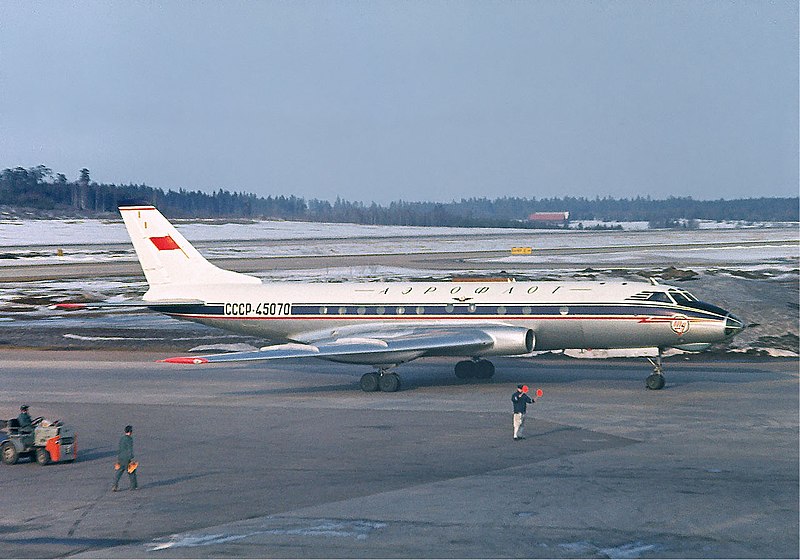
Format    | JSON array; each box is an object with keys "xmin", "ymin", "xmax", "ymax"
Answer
[{"xmin": 53, "ymin": 299, "xmax": 204, "ymax": 310}]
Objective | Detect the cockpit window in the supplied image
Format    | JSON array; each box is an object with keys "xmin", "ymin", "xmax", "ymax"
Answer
[
  {"xmin": 626, "ymin": 290, "xmax": 674, "ymax": 303},
  {"xmin": 669, "ymin": 290, "xmax": 697, "ymax": 305}
]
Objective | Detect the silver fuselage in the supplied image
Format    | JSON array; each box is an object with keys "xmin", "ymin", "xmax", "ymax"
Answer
[{"xmin": 145, "ymin": 279, "xmax": 742, "ymax": 358}]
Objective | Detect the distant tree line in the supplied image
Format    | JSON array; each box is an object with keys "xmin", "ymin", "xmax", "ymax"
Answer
[{"xmin": 1, "ymin": 165, "xmax": 797, "ymax": 227}]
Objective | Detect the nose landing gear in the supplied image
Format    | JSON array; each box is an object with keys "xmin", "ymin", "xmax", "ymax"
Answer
[{"xmin": 645, "ymin": 349, "xmax": 666, "ymax": 390}]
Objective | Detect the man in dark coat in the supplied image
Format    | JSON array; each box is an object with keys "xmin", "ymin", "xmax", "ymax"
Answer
[
  {"xmin": 113, "ymin": 425, "xmax": 138, "ymax": 491},
  {"xmin": 17, "ymin": 405, "xmax": 34, "ymax": 445},
  {"xmin": 512, "ymin": 384, "xmax": 535, "ymax": 440}
]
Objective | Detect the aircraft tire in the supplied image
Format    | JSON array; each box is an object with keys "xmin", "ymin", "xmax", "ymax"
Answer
[
  {"xmin": 646, "ymin": 373, "xmax": 665, "ymax": 390},
  {"xmin": 359, "ymin": 373, "xmax": 380, "ymax": 392},
  {"xmin": 35, "ymin": 448, "xmax": 50, "ymax": 466},
  {"xmin": 1, "ymin": 442, "xmax": 19, "ymax": 465},
  {"xmin": 454, "ymin": 360, "xmax": 476, "ymax": 379},
  {"xmin": 378, "ymin": 373, "xmax": 401, "ymax": 393},
  {"xmin": 475, "ymin": 360, "xmax": 495, "ymax": 379}
]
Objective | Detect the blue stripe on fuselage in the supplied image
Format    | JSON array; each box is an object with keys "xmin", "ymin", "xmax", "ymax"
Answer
[{"xmin": 150, "ymin": 302, "xmax": 724, "ymax": 321}]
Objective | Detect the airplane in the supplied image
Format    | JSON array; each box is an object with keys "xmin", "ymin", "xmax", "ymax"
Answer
[{"xmin": 63, "ymin": 205, "xmax": 744, "ymax": 392}]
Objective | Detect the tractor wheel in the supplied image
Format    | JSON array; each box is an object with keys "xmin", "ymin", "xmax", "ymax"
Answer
[
  {"xmin": 35, "ymin": 448, "xmax": 50, "ymax": 465},
  {"xmin": 1, "ymin": 442, "xmax": 19, "ymax": 465}
]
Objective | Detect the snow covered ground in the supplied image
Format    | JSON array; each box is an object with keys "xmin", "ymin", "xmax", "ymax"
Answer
[{"xmin": 0, "ymin": 218, "xmax": 797, "ymax": 267}]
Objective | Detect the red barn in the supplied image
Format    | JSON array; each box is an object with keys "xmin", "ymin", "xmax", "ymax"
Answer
[{"xmin": 528, "ymin": 212, "xmax": 570, "ymax": 225}]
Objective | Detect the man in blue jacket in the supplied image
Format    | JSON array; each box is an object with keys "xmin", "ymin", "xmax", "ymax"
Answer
[{"xmin": 512, "ymin": 384, "xmax": 535, "ymax": 440}]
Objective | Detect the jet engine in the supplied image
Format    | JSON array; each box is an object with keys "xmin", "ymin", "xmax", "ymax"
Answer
[{"xmin": 479, "ymin": 326, "xmax": 535, "ymax": 356}]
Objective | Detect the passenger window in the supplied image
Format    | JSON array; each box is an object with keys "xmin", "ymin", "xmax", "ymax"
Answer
[{"xmin": 445, "ymin": 304, "xmax": 455, "ymax": 313}]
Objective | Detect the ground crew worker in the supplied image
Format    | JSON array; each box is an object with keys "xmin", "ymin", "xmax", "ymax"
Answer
[
  {"xmin": 512, "ymin": 384, "xmax": 535, "ymax": 440},
  {"xmin": 113, "ymin": 425, "xmax": 138, "ymax": 491},
  {"xmin": 17, "ymin": 405, "xmax": 34, "ymax": 445},
  {"xmin": 17, "ymin": 405, "xmax": 32, "ymax": 431}
]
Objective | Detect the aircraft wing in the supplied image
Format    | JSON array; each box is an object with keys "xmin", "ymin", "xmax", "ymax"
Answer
[{"xmin": 160, "ymin": 326, "xmax": 500, "ymax": 365}]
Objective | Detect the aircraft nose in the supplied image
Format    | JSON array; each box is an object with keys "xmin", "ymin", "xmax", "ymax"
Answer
[{"xmin": 724, "ymin": 314, "xmax": 745, "ymax": 338}]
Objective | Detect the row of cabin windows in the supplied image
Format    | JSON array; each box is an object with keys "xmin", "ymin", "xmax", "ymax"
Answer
[{"xmin": 312, "ymin": 305, "xmax": 566, "ymax": 316}]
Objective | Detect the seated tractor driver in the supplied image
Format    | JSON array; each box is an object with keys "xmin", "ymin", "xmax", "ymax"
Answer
[
  {"xmin": 17, "ymin": 405, "xmax": 38, "ymax": 445},
  {"xmin": 18, "ymin": 405, "xmax": 33, "ymax": 432}
]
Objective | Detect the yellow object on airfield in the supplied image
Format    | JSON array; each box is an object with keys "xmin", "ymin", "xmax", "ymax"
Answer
[{"xmin": 511, "ymin": 247, "xmax": 532, "ymax": 255}]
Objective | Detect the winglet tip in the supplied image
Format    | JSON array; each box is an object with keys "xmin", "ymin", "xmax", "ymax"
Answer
[
  {"xmin": 159, "ymin": 357, "xmax": 209, "ymax": 364},
  {"xmin": 53, "ymin": 303, "xmax": 87, "ymax": 310}
]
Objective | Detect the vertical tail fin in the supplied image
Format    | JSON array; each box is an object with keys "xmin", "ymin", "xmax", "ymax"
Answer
[{"xmin": 119, "ymin": 206, "xmax": 261, "ymax": 287}]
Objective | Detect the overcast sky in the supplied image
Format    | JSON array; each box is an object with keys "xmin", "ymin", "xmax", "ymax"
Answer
[{"xmin": 1, "ymin": 1, "xmax": 797, "ymax": 203}]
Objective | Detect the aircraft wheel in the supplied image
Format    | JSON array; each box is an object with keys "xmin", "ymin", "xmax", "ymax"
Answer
[
  {"xmin": 1, "ymin": 442, "xmax": 19, "ymax": 465},
  {"xmin": 359, "ymin": 372, "xmax": 380, "ymax": 392},
  {"xmin": 454, "ymin": 360, "xmax": 476, "ymax": 379},
  {"xmin": 646, "ymin": 373, "xmax": 665, "ymax": 390},
  {"xmin": 378, "ymin": 373, "xmax": 401, "ymax": 393},
  {"xmin": 475, "ymin": 360, "xmax": 495, "ymax": 379},
  {"xmin": 35, "ymin": 448, "xmax": 50, "ymax": 466}
]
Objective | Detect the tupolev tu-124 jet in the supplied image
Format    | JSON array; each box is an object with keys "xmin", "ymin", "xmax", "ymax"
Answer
[{"xmin": 66, "ymin": 206, "xmax": 744, "ymax": 392}]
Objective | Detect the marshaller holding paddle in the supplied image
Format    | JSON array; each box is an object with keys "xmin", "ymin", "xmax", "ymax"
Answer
[{"xmin": 511, "ymin": 384, "xmax": 543, "ymax": 440}]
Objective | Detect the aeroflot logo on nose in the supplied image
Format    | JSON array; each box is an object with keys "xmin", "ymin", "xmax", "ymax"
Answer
[
  {"xmin": 670, "ymin": 315, "xmax": 690, "ymax": 336},
  {"xmin": 149, "ymin": 236, "xmax": 181, "ymax": 251}
]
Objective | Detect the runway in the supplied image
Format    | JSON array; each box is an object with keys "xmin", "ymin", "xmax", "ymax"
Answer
[{"xmin": 1, "ymin": 351, "xmax": 797, "ymax": 558}]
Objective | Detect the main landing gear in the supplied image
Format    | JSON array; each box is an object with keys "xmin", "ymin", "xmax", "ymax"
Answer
[
  {"xmin": 358, "ymin": 358, "xmax": 497, "ymax": 393},
  {"xmin": 360, "ymin": 370, "xmax": 401, "ymax": 393},
  {"xmin": 454, "ymin": 359, "xmax": 495, "ymax": 380},
  {"xmin": 645, "ymin": 348, "xmax": 666, "ymax": 390}
]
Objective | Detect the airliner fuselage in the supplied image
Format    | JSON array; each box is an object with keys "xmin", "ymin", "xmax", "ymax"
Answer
[{"xmin": 147, "ymin": 280, "xmax": 741, "ymax": 358}]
